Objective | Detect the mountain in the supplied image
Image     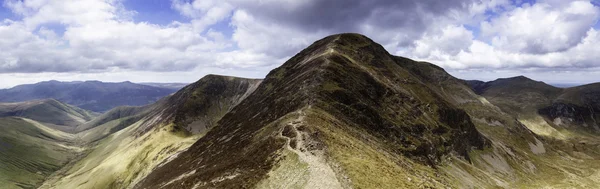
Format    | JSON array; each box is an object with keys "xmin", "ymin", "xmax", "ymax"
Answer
[
  {"xmin": 139, "ymin": 82, "xmax": 189, "ymax": 90},
  {"xmin": 470, "ymin": 76, "xmax": 600, "ymax": 136},
  {"xmin": 0, "ymin": 99, "xmax": 96, "ymax": 132},
  {"xmin": 0, "ymin": 81, "xmax": 179, "ymax": 112},
  {"xmin": 153, "ymin": 75, "xmax": 262, "ymax": 134},
  {"xmin": 38, "ymin": 75, "xmax": 262, "ymax": 189},
  {"xmin": 468, "ymin": 76, "xmax": 563, "ymax": 116},
  {"xmin": 5, "ymin": 33, "xmax": 600, "ymax": 189},
  {"xmin": 136, "ymin": 33, "xmax": 489, "ymax": 188},
  {"xmin": 135, "ymin": 34, "xmax": 600, "ymax": 188},
  {"xmin": 550, "ymin": 83, "xmax": 583, "ymax": 88}
]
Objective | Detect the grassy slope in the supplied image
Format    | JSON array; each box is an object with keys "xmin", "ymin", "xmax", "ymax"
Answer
[
  {"xmin": 39, "ymin": 120, "xmax": 201, "ymax": 189},
  {"xmin": 404, "ymin": 60, "xmax": 600, "ymax": 188},
  {"xmin": 0, "ymin": 117, "xmax": 81, "ymax": 189},
  {"xmin": 0, "ymin": 99, "xmax": 96, "ymax": 133},
  {"xmin": 39, "ymin": 75, "xmax": 261, "ymax": 189},
  {"xmin": 75, "ymin": 106, "xmax": 147, "ymax": 133}
]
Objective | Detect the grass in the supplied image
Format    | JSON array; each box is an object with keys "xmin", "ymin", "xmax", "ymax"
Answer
[
  {"xmin": 0, "ymin": 117, "xmax": 80, "ymax": 189},
  {"xmin": 40, "ymin": 120, "xmax": 201, "ymax": 189},
  {"xmin": 303, "ymin": 108, "xmax": 451, "ymax": 189},
  {"xmin": 256, "ymin": 150, "xmax": 309, "ymax": 189}
]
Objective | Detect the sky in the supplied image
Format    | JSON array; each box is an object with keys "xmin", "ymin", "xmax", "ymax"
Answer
[{"xmin": 0, "ymin": 0, "xmax": 599, "ymax": 88}]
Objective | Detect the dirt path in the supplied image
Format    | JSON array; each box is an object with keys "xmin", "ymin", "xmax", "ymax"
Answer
[{"xmin": 280, "ymin": 109, "xmax": 343, "ymax": 189}]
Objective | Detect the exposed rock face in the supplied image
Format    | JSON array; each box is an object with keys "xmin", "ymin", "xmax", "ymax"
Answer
[
  {"xmin": 135, "ymin": 33, "xmax": 487, "ymax": 189},
  {"xmin": 135, "ymin": 75, "xmax": 262, "ymax": 135}
]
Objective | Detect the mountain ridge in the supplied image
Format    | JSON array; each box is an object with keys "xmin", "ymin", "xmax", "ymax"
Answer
[
  {"xmin": 136, "ymin": 33, "xmax": 487, "ymax": 188},
  {"xmin": 466, "ymin": 75, "xmax": 600, "ymax": 135},
  {"xmin": 0, "ymin": 80, "xmax": 180, "ymax": 112}
]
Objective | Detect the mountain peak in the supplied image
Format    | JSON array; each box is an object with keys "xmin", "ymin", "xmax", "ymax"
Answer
[
  {"xmin": 507, "ymin": 75, "xmax": 533, "ymax": 81},
  {"xmin": 493, "ymin": 75, "xmax": 534, "ymax": 83},
  {"xmin": 272, "ymin": 33, "xmax": 392, "ymax": 80}
]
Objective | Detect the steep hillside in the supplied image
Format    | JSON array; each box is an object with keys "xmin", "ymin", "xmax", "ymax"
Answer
[
  {"xmin": 0, "ymin": 81, "xmax": 178, "ymax": 112},
  {"xmin": 471, "ymin": 77, "xmax": 600, "ymax": 136},
  {"xmin": 136, "ymin": 33, "xmax": 488, "ymax": 189},
  {"xmin": 39, "ymin": 75, "xmax": 261, "ymax": 189},
  {"xmin": 469, "ymin": 76, "xmax": 563, "ymax": 116},
  {"xmin": 399, "ymin": 59, "xmax": 600, "ymax": 188},
  {"xmin": 0, "ymin": 99, "xmax": 95, "ymax": 132},
  {"xmin": 74, "ymin": 106, "xmax": 151, "ymax": 143},
  {"xmin": 545, "ymin": 83, "xmax": 600, "ymax": 131},
  {"xmin": 0, "ymin": 117, "xmax": 82, "ymax": 189},
  {"xmin": 145, "ymin": 75, "xmax": 262, "ymax": 134}
]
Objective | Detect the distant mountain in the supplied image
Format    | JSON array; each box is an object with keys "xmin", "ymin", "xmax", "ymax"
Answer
[
  {"xmin": 467, "ymin": 76, "xmax": 563, "ymax": 114},
  {"xmin": 550, "ymin": 83, "xmax": 583, "ymax": 88},
  {"xmin": 0, "ymin": 81, "xmax": 179, "ymax": 112},
  {"xmin": 469, "ymin": 76, "xmax": 600, "ymax": 135},
  {"xmin": 139, "ymin": 82, "xmax": 189, "ymax": 90}
]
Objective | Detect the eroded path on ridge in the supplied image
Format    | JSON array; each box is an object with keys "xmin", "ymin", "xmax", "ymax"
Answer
[{"xmin": 279, "ymin": 109, "xmax": 343, "ymax": 189}]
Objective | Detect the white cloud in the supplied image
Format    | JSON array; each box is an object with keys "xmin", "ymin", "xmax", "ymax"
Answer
[
  {"xmin": 480, "ymin": 1, "xmax": 599, "ymax": 54},
  {"xmin": 412, "ymin": 28, "xmax": 600, "ymax": 70},
  {"xmin": 230, "ymin": 9, "xmax": 328, "ymax": 58},
  {"xmin": 404, "ymin": 0, "xmax": 600, "ymax": 80},
  {"xmin": 413, "ymin": 25, "xmax": 474, "ymax": 57},
  {"xmin": 0, "ymin": 0, "xmax": 255, "ymax": 74},
  {"xmin": 1, "ymin": 0, "xmax": 600, "ymax": 88},
  {"xmin": 171, "ymin": 0, "xmax": 234, "ymax": 32}
]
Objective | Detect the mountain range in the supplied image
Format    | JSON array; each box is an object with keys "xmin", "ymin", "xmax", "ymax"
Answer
[
  {"xmin": 0, "ymin": 81, "xmax": 185, "ymax": 112},
  {"xmin": 0, "ymin": 33, "xmax": 599, "ymax": 189}
]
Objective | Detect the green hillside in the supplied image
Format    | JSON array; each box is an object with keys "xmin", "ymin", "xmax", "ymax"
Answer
[
  {"xmin": 0, "ymin": 99, "xmax": 96, "ymax": 133},
  {"xmin": 0, "ymin": 117, "xmax": 81, "ymax": 189}
]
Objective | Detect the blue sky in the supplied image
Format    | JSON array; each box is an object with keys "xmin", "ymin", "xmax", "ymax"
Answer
[
  {"xmin": 0, "ymin": 0, "xmax": 599, "ymax": 88},
  {"xmin": 124, "ymin": 0, "xmax": 187, "ymax": 25}
]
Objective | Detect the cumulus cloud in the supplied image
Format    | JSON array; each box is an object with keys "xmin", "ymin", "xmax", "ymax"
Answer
[
  {"xmin": 0, "ymin": 0, "xmax": 599, "ymax": 87},
  {"xmin": 406, "ymin": 0, "xmax": 600, "ymax": 75},
  {"xmin": 480, "ymin": 1, "xmax": 599, "ymax": 54},
  {"xmin": 0, "ymin": 0, "xmax": 249, "ymax": 73}
]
